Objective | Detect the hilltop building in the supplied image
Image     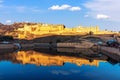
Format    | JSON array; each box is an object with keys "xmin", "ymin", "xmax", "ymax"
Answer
[{"xmin": 16, "ymin": 23, "xmax": 115, "ymax": 39}]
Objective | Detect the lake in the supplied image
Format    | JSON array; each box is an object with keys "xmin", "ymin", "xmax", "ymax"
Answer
[{"xmin": 0, "ymin": 48, "xmax": 120, "ymax": 80}]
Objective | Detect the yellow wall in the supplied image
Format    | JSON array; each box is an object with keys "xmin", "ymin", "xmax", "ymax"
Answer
[{"xmin": 16, "ymin": 23, "xmax": 116, "ymax": 39}]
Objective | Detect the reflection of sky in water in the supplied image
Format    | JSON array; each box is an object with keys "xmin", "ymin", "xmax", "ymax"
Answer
[{"xmin": 0, "ymin": 61, "xmax": 120, "ymax": 80}]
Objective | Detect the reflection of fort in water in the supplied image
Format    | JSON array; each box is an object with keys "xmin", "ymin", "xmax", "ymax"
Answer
[
  {"xmin": 16, "ymin": 51, "xmax": 104, "ymax": 66},
  {"xmin": 0, "ymin": 48, "xmax": 119, "ymax": 66},
  {"xmin": 0, "ymin": 49, "xmax": 104, "ymax": 67}
]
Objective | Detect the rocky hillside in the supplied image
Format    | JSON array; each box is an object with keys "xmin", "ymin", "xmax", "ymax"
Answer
[{"xmin": 0, "ymin": 22, "xmax": 37, "ymax": 36}]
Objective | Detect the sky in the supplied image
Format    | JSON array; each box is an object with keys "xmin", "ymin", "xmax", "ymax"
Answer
[{"xmin": 0, "ymin": 0, "xmax": 120, "ymax": 31}]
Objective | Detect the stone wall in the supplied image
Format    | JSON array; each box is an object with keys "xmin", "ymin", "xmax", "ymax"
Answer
[
  {"xmin": 16, "ymin": 23, "xmax": 116, "ymax": 39},
  {"xmin": 17, "ymin": 23, "xmax": 65, "ymax": 39}
]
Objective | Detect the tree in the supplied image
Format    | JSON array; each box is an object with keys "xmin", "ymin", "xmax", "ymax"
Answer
[
  {"xmin": 89, "ymin": 31, "xmax": 94, "ymax": 36},
  {"xmin": 0, "ymin": 35, "xmax": 14, "ymax": 41}
]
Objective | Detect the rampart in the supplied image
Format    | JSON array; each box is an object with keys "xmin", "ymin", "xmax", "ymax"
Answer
[{"xmin": 16, "ymin": 23, "xmax": 117, "ymax": 39}]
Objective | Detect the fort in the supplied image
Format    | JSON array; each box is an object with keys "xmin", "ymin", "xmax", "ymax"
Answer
[{"xmin": 16, "ymin": 23, "xmax": 116, "ymax": 39}]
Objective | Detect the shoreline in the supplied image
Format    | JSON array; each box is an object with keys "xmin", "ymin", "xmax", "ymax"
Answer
[{"xmin": 0, "ymin": 35, "xmax": 120, "ymax": 57}]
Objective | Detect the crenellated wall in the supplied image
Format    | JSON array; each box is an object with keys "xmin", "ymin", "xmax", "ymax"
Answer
[{"xmin": 16, "ymin": 23, "xmax": 117, "ymax": 39}]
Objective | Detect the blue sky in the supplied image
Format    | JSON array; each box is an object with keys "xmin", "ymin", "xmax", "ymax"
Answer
[{"xmin": 0, "ymin": 0, "xmax": 120, "ymax": 31}]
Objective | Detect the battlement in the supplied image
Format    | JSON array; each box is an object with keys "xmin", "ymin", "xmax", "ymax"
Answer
[{"xmin": 16, "ymin": 23, "xmax": 116, "ymax": 39}]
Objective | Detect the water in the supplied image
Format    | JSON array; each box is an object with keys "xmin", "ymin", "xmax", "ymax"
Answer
[{"xmin": 0, "ymin": 48, "xmax": 120, "ymax": 80}]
